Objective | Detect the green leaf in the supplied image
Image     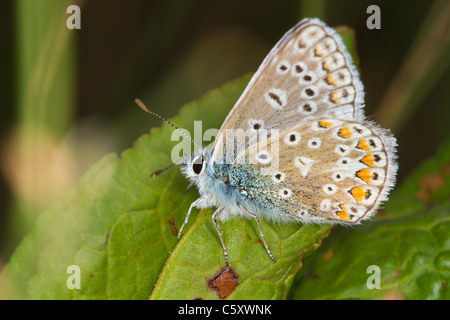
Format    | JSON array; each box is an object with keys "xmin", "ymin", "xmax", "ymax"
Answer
[
  {"xmin": 335, "ymin": 26, "xmax": 359, "ymax": 67},
  {"xmin": 151, "ymin": 210, "xmax": 330, "ymax": 300},
  {"xmin": 291, "ymin": 137, "xmax": 450, "ymax": 300}
]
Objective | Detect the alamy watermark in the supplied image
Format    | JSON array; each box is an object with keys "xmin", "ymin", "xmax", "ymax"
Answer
[
  {"xmin": 65, "ymin": 5, "xmax": 380, "ymax": 32},
  {"xmin": 66, "ymin": 265, "xmax": 81, "ymax": 289},
  {"xmin": 66, "ymin": 5, "xmax": 81, "ymax": 30},
  {"xmin": 366, "ymin": 265, "xmax": 381, "ymax": 289},
  {"xmin": 367, "ymin": 5, "xmax": 381, "ymax": 29},
  {"xmin": 170, "ymin": 121, "xmax": 280, "ymax": 171}
]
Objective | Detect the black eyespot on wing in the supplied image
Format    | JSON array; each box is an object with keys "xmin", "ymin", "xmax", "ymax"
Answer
[
  {"xmin": 295, "ymin": 64, "xmax": 303, "ymax": 73},
  {"xmin": 303, "ymin": 103, "xmax": 312, "ymax": 112},
  {"xmin": 268, "ymin": 92, "xmax": 283, "ymax": 107}
]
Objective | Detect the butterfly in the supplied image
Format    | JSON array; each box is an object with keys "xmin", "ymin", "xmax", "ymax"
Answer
[{"xmin": 150, "ymin": 18, "xmax": 398, "ymax": 266}]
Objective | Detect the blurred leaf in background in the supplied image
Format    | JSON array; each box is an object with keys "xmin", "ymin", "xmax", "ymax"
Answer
[{"xmin": 1, "ymin": 0, "xmax": 78, "ymax": 256}]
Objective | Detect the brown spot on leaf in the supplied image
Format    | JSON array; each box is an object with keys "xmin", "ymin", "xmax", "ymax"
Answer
[
  {"xmin": 169, "ymin": 217, "xmax": 177, "ymax": 236},
  {"xmin": 207, "ymin": 267, "xmax": 239, "ymax": 299},
  {"xmin": 382, "ymin": 289, "xmax": 405, "ymax": 300},
  {"xmin": 416, "ymin": 173, "xmax": 445, "ymax": 200},
  {"xmin": 98, "ymin": 233, "xmax": 109, "ymax": 248},
  {"xmin": 321, "ymin": 248, "xmax": 335, "ymax": 262},
  {"xmin": 443, "ymin": 164, "xmax": 450, "ymax": 176}
]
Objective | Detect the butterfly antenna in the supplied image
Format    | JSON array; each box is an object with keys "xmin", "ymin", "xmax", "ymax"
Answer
[
  {"xmin": 150, "ymin": 163, "xmax": 176, "ymax": 178},
  {"xmin": 135, "ymin": 99, "xmax": 202, "ymax": 178},
  {"xmin": 135, "ymin": 99, "xmax": 201, "ymax": 152}
]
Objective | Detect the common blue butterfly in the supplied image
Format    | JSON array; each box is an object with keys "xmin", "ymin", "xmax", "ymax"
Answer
[{"xmin": 144, "ymin": 18, "xmax": 398, "ymax": 266}]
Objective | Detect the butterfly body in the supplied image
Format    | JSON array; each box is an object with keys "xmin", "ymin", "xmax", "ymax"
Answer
[
  {"xmin": 183, "ymin": 149, "xmax": 296, "ymax": 223},
  {"xmin": 177, "ymin": 18, "xmax": 397, "ymax": 265}
]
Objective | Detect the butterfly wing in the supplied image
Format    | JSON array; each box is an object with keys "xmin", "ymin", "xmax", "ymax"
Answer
[
  {"xmin": 211, "ymin": 18, "xmax": 365, "ymax": 166},
  {"xmin": 241, "ymin": 118, "xmax": 397, "ymax": 224},
  {"xmin": 208, "ymin": 18, "xmax": 397, "ymax": 224}
]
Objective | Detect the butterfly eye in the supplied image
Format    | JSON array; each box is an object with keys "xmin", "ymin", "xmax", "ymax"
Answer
[{"xmin": 192, "ymin": 156, "xmax": 204, "ymax": 175}]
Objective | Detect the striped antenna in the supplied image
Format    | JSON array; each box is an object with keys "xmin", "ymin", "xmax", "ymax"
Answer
[
  {"xmin": 135, "ymin": 99, "xmax": 201, "ymax": 178},
  {"xmin": 135, "ymin": 98, "xmax": 202, "ymax": 152}
]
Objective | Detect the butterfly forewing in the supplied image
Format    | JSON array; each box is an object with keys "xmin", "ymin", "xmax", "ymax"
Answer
[{"xmin": 211, "ymin": 18, "xmax": 365, "ymax": 166}]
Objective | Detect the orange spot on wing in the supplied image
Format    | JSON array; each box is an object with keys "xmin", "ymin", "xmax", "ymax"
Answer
[
  {"xmin": 350, "ymin": 186, "xmax": 367, "ymax": 202},
  {"xmin": 357, "ymin": 168, "xmax": 374, "ymax": 183},
  {"xmin": 314, "ymin": 47, "xmax": 323, "ymax": 57},
  {"xmin": 319, "ymin": 120, "xmax": 333, "ymax": 128},
  {"xmin": 336, "ymin": 204, "xmax": 350, "ymax": 221},
  {"xmin": 326, "ymin": 75, "xmax": 336, "ymax": 86},
  {"xmin": 323, "ymin": 61, "xmax": 331, "ymax": 71},
  {"xmin": 357, "ymin": 139, "xmax": 371, "ymax": 151},
  {"xmin": 330, "ymin": 91, "xmax": 340, "ymax": 104},
  {"xmin": 361, "ymin": 154, "xmax": 375, "ymax": 166},
  {"xmin": 338, "ymin": 126, "xmax": 353, "ymax": 139}
]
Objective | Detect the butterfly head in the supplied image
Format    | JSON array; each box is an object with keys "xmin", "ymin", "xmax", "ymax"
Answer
[{"xmin": 181, "ymin": 147, "xmax": 210, "ymax": 183}]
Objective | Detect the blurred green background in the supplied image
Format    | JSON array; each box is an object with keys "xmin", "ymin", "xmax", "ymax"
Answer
[{"xmin": 0, "ymin": 0, "xmax": 449, "ymax": 268}]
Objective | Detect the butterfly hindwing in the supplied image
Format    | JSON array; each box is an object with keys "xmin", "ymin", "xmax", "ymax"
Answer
[{"xmin": 238, "ymin": 118, "xmax": 396, "ymax": 223}]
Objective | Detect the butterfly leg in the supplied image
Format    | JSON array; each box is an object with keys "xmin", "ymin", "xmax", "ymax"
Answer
[
  {"xmin": 211, "ymin": 207, "xmax": 229, "ymax": 266},
  {"xmin": 178, "ymin": 196, "xmax": 206, "ymax": 239},
  {"xmin": 240, "ymin": 205, "xmax": 277, "ymax": 262}
]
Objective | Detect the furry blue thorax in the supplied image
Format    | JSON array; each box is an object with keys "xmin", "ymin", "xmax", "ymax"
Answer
[{"xmin": 181, "ymin": 147, "xmax": 298, "ymax": 223}]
